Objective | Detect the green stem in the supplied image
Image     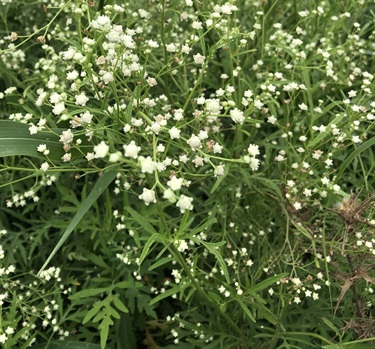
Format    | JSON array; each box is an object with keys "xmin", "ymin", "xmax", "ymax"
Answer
[{"xmin": 170, "ymin": 244, "xmax": 245, "ymax": 342}]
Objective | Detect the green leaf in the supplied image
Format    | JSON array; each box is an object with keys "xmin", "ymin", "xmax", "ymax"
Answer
[
  {"xmin": 210, "ymin": 164, "xmax": 230, "ymax": 193},
  {"xmin": 126, "ymin": 206, "xmax": 158, "ymax": 235},
  {"xmin": 0, "ymin": 120, "xmax": 90, "ymax": 161},
  {"xmin": 83, "ymin": 252, "xmax": 110, "ymax": 269},
  {"xmin": 83, "ymin": 301, "xmax": 103, "ymax": 324},
  {"xmin": 248, "ymin": 173, "xmax": 284, "ymax": 202},
  {"xmin": 138, "ymin": 233, "xmax": 164, "ymax": 266},
  {"xmin": 237, "ymin": 299, "xmax": 256, "ymax": 322},
  {"xmin": 150, "ymin": 284, "xmax": 189, "ymax": 305},
  {"xmin": 38, "ymin": 169, "xmax": 118, "ymax": 275},
  {"xmin": 253, "ymin": 302, "xmax": 278, "ymax": 325},
  {"xmin": 148, "ymin": 256, "xmax": 174, "ymax": 271},
  {"xmin": 112, "ymin": 294, "xmax": 129, "ymax": 313},
  {"xmin": 249, "ymin": 273, "xmax": 288, "ymax": 294},
  {"xmin": 31, "ymin": 341, "xmax": 103, "ymax": 349},
  {"xmin": 334, "ymin": 136, "xmax": 375, "ymax": 183},
  {"xmin": 190, "ymin": 238, "xmax": 230, "ymax": 283},
  {"xmin": 69, "ymin": 287, "xmax": 109, "ymax": 300},
  {"xmin": 114, "ymin": 281, "xmax": 132, "ymax": 289},
  {"xmin": 98, "ymin": 313, "xmax": 113, "ymax": 349},
  {"xmin": 190, "ymin": 217, "xmax": 217, "ymax": 236},
  {"xmin": 0, "ymin": 120, "xmax": 64, "ymax": 160}
]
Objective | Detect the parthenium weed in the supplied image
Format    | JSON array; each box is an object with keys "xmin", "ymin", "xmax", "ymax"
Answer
[{"xmin": 0, "ymin": 0, "xmax": 374, "ymax": 348}]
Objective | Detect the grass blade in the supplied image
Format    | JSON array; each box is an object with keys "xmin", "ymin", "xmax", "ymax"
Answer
[
  {"xmin": 334, "ymin": 136, "xmax": 375, "ymax": 182},
  {"xmin": 38, "ymin": 169, "xmax": 118, "ymax": 275}
]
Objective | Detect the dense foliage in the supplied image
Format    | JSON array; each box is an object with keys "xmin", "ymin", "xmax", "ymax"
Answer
[{"xmin": 0, "ymin": 0, "xmax": 375, "ymax": 348}]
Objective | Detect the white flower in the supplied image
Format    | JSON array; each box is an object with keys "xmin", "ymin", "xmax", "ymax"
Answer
[
  {"xmin": 80, "ymin": 111, "xmax": 93, "ymax": 124},
  {"xmin": 66, "ymin": 70, "xmax": 79, "ymax": 80},
  {"xmin": 5, "ymin": 327, "xmax": 14, "ymax": 335},
  {"xmin": 138, "ymin": 156, "xmax": 155, "ymax": 173},
  {"xmin": 247, "ymin": 144, "xmax": 260, "ymax": 156},
  {"xmin": 109, "ymin": 152, "xmax": 122, "ymax": 162},
  {"xmin": 40, "ymin": 162, "xmax": 49, "ymax": 172},
  {"xmin": 50, "ymin": 92, "xmax": 62, "ymax": 104},
  {"xmin": 163, "ymin": 188, "xmax": 177, "ymax": 203},
  {"xmin": 102, "ymin": 71, "xmax": 114, "ymax": 84},
  {"xmin": 213, "ymin": 143, "xmax": 222, "ymax": 153},
  {"xmin": 167, "ymin": 176, "xmax": 183, "ymax": 191},
  {"xmin": 348, "ymin": 90, "xmax": 357, "ymax": 98},
  {"xmin": 29, "ymin": 124, "xmax": 38, "ymax": 135},
  {"xmin": 59, "ymin": 129, "xmax": 74, "ymax": 144},
  {"xmin": 61, "ymin": 153, "xmax": 71, "ymax": 162},
  {"xmin": 177, "ymin": 239, "xmax": 189, "ymax": 252},
  {"xmin": 123, "ymin": 141, "xmax": 141, "ymax": 159},
  {"xmin": 249, "ymin": 157, "xmax": 260, "ymax": 171},
  {"xmin": 91, "ymin": 15, "xmax": 111, "ymax": 31},
  {"xmin": 37, "ymin": 144, "xmax": 48, "ymax": 154},
  {"xmin": 230, "ymin": 108, "xmax": 245, "ymax": 124},
  {"xmin": 166, "ymin": 43, "xmax": 177, "ymax": 52},
  {"xmin": 176, "ymin": 195, "xmax": 193, "ymax": 213},
  {"xmin": 187, "ymin": 135, "xmax": 202, "ymax": 149},
  {"xmin": 254, "ymin": 99, "xmax": 263, "ymax": 109},
  {"xmin": 75, "ymin": 93, "xmax": 89, "ymax": 106},
  {"xmin": 146, "ymin": 77, "xmax": 157, "ymax": 87},
  {"xmin": 169, "ymin": 126, "xmax": 181, "ymax": 139},
  {"xmin": 214, "ymin": 164, "xmax": 225, "ymax": 177},
  {"xmin": 267, "ymin": 115, "xmax": 277, "ymax": 124},
  {"xmin": 298, "ymin": 10, "xmax": 310, "ymax": 17},
  {"xmin": 147, "ymin": 39, "xmax": 159, "ymax": 48},
  {"xmin": 94, "ymin": 141, "xmax": 109, "ymax": 158},
  {"xmin": 198, "ymin": 130, "xmax": 208, "ymax": 140},
  {"xmin": 0, "ymin": 334, "xmax": 7, "ymax": 344},
  {"xmin": 205, "ymin": 99, "xmax": 221, "ymax": 113},
  {"xmin": 193, "ymin": 53, "xmax": 205, "ymax": 65},
  {"xmin": 192, "ymin": 21, "xmax": 203, "ymax": 30},
  {"xmin": 173, "ymin": 109, "xmax": 184, "ymax": 121},
  {"xmin": 52, "ymin": 102, "xmax": 65, "ymax": 115},
  {"xmin": 352, "ymin": 135, "xmax": 361, "ymax": 143},
  {"xmin": 139, "ymin": 188, "xmax": 156, "ymax": 205}
]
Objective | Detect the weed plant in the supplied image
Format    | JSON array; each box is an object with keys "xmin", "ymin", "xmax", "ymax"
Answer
[{"xmin": 0, "ymin": 0, "xmax": 375, "ymax": 348}]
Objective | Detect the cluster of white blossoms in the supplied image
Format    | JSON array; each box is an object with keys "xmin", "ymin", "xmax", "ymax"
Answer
[{"xmin": 6, "ymin": 3, "xmax": 265, "ymax": 215}]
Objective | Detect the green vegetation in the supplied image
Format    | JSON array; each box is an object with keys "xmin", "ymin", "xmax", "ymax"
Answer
[{"xmin": 0, "ymin": 0, "xmax": 375, "ymax": 348}]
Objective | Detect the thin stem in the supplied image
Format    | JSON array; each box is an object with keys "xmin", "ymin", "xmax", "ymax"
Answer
[{"xmin": 170, "ymin": 243, "xmax": 246, "ymax": 342}]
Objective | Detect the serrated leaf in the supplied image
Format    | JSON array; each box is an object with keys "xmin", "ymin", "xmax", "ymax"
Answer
[
  {"xmin": 112, "ymin": 294, "xmax": 129, "ymax": 313},
  {"xmin": 83, "ymin": 302, "xmax": 103, "ymax": 324},
  {"xmin": 108, "ymin": 305, "xmax": 120, "ymax": 319},
  {"xmin": 93, "ymin": 311, "xmax": 105, "ymax": 323},
  {"xmin": 98, "ymin": 314, "xmax": 113, "ymax": 349}
]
